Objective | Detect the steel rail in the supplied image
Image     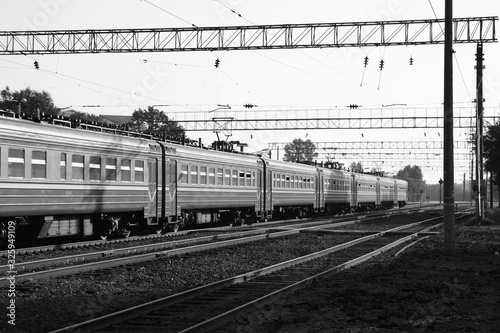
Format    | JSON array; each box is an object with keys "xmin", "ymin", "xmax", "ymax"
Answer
[
  {"xmin": 0, "ymin": 231, "xmax": 186, "ymax": 257},
  {"xmin": 0, "ymin": 203, "xmax": 426, "ymax": 257},
  {"xmin": 180, "ymin": 216, "xmax": 471, "ymax": 333},
  {"xmin": 0, "ymin": 228, "xmax": 298, "ymax": 287},
  {"xmin": 0, "ymin": 229, "xmax": 268, "ymax": 276},
  {"xmin": 0, "ymin": 210, "xmax": 405, "ymax": 281},
  {"xmin": 0, "ymin": 205, "xmax": 439, "ymax": 285},
  {"xmin": 49, "ymin": 214, "xmax": 448, "ymax": 333}
]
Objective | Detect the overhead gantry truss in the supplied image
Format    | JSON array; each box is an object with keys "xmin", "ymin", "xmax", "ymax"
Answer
[
  {"xmin": 269, "ymin": 140, "xmax": 473, "ymax": 161},
  {"xmin": 0, "ymin": 17, "xmax": 496, "ymax": 55},
  {"xmin": 173, "ymin": 106, "xmax": 499, "ymax": 131},
  {"xmin": 269, "ymin": 141, "xmax": 474, "ymax": 150},
  {"xmin": 267, "ymin": 140, "xmax": 474, "ymax": 172},
  {"xmin": 360, "ymin": 160, "xmax": 471, "ymax": 172}
]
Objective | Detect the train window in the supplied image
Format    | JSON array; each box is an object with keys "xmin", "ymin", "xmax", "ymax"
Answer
[
  {"xmin": 60, "ymin": 153, "xmax": 67, "ymax": 180},
  {"xmin": 106, "ymin": 157, "xmax": 117, "ymax": 181},
  {"xmin": 135, "ymin": 160, "xmax": 144, "ymax": 183},
  {"xmin": 252, "ymin": 171, "xmax": 256, "ymax": 187},
  {"xmin": 232, "ymin": 170, "xmax": 238, "ymax": 186},
  {"xmin": 180, "ymin": 164, "xmax": 188, "ymax": 184},
  {"xmin": 190, "ymin": 165, "xmax": 198, "ymax": 184},
  {"xmin": 217, "ymin": 168, "xmax": 223, "ymax": 185},
  {"xmin": 281, "ymin": 174, "xmax": 285, "ymax": 188},
  {"xmin": 224, "ymin": 169, "xmax": 231, "ymax": 185},
  {"xmin": 285, "ymin": 175, "xmax": 290, "ymax": 188},
  {"xmin": 200, "ymin": 166, "xmax": 207, "ymax": 184},
  {"xmin": 121, "ymin": 159, "xmax": 131, "ymax": 182},
  {"xmin": 89, "ymin": 156, "xmax": 101, "ymax": 181},
  {"xmin": 31, "ymin": 150, "xmax": 46, "ymax": 179},
  {"xmin": 8, "ymin": 148, "xmax": 24, "ymax": 178},
  {"xmin": 209, "ymin": 167, "xmax": 215, "ymax": 185},
  {"xmin": 239, "ymin": 171, "xmax": 245, "ymax": 186},
  {"xmin": 72, "ymin": 154, "xmax": 84, "ymax": 181},
  {"xmin": 246, "ymin": 171, "xmax": 251, "ymax": 186}
]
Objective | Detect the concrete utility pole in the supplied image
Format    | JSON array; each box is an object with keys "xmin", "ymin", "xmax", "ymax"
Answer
[
  {"xmin": 443, "ymin": 0, "xmax": 456, "ymax": 255},
  {"xmin": 475, "ymin": 42, "xmax": 485, "ymax": 221}
]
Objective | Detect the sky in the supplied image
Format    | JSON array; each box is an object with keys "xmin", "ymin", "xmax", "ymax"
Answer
[{"xmin": 0, "ymin": 0, "xmax": 499, "ymax": 184}]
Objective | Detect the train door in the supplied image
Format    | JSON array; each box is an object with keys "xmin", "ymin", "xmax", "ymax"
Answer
[
  {"xmin": 315, "ymin": 169, "xmax": 325, "ymax": 212},
  {"xmin": 376, "ymin": 178, "xmax": 381, "ymax": 206},
  {"xmin": 265, "ymin": 168, "xmax": 272, "ymax": 219},
  {"xmin": 256, "ymin": 159, "xmax": 272, "ymax": 220},
  {"xmin": 351, "ymin": 174, "xmax": 357, "ymax": 209},
  {"xmin": 167, "ymin": 159, "xmax": 178, "ymax": 221},
  {"xmin": 256, "ymin": 168, "xmax": 263, "ymax": 218},
  {"xmin": 147, "ymin": 158, "xmax": 159, "ymax": 225},
  {"xmin": 393, "ymin": 180, "xmax": 398, "ymax": 205}
]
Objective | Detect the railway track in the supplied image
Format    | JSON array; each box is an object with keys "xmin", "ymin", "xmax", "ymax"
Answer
[
  {"xmin": 0, "ymin": 207, "xmax": 444, "ymax": 287},
  {"xmin": 1, "ymin": 203, "xmax": 439, "ymax": 258},
  {"xmin": 49, "ymin": 212, "xmax": 470, "ymax": 333}
]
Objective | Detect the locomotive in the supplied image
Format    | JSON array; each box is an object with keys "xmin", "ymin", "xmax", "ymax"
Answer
[{"xmin": 0, "ymin": 112, "xmax": 407, "ymax": 241}]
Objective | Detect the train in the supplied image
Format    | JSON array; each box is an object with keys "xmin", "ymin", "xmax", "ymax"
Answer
[{"xmin": 0, "ymin": 112, "xmax": 407, "ymax": 241}]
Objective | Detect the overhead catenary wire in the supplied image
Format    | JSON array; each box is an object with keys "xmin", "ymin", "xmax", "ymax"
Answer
[{"xmin": 141, "ymin": 0, "xmax": 198, "ymax": 27}]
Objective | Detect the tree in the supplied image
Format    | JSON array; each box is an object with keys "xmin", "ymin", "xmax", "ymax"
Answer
[
  {"xmin": 0, "ymin": 86, "xmax": 58, "ymax": 116},
  {"xmin": 350, "ymin": 162, "xmax": 364, "ymax": 172},
  {"xmin": 283, "ymin": 138, "xmax": 318, "ymax": 163},
  {"xmin": 397, "ymin": 165, "xmax": 424, "ymax": 202},
  {"xmin": 127, "ymin": 106, "xmax": 185, "ymax": 138},
  {"xmin": 68, "ymin": 111, "xmax": 100, "ymax": 123},
  {"xmin": 484, "ymin": 121, "xmax": 500, "ymax": 205},
  {"xmin": 397, "ymin": 165, "xmax": 423, "ymax": 182}
]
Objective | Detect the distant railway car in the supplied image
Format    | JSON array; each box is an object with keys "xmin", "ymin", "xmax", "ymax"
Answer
[
  {"xmin": 395, "ymin": 179, "xmax": 409, "ymax": 207},
  {"xmin": 352, "ymin": 173, "xmax": 379, "ymax": 211},
  {"xmin": 266, "ymin": 159, "xmax": 318, "ymax": 219},
  {"xmin": 321, "ymin": 167, "xmax": 352, "ymax": 214},
  {"xmin": 379, "ymin": 177, "xmax": 397, "ymax": 209},
  {"xmin": 170, "ymin": 143, "xmax": 262, "ymax": 226},
  {"xmin": 0, "ymin": 114, "xmax": 408, "ymax": 241}
]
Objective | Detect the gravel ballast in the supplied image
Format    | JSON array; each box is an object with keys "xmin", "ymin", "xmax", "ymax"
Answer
[
  {"xmin": 2, "ymin": 233, "xmax": 359, "ymax": 333},
  {"xmin": 216, "ymin": 210, "xmax": 500, "ymax": 333}
]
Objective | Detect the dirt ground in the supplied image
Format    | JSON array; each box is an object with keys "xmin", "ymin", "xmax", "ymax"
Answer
[{"xmin": 229, "ymin": 208, "xmax": 500, "ymax": 333}]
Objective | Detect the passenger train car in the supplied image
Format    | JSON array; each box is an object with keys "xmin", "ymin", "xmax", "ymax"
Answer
[{"xmin": 0, "ymin": 114, "xmax": 407, "ymax": 241}]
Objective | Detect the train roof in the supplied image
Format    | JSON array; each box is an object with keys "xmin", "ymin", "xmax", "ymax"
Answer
[{"xmin": 0, "ymin": 116, "xmax": 153, "ymax": 153}]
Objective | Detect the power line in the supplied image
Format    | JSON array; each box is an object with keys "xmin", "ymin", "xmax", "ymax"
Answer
[{"xmin": 141, "ymin": 0, "xmax": 198, "ymax": 27}]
